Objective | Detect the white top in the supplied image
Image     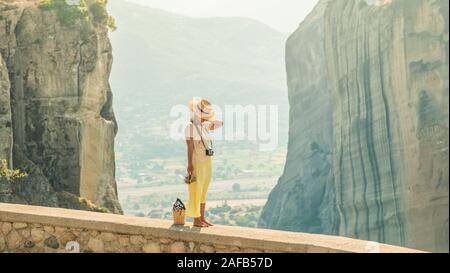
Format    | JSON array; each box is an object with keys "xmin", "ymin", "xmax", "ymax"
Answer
[{"xmin": 185, "ymin": 121, "xmax": 213, "ymax": 163}]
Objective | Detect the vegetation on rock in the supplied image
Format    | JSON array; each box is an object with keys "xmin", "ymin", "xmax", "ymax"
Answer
[
  {"xmin": 56, "ymin": 192, "xmax": 111, "ymax": 213},
  {"xmin": 39, "ymin": 0, "xmax": 89, "ymax": 26},
  {"xmin": 89, "ymin": 0, "xmax": 117, "ymax": 31},
  {"xmin": 38, "ymin": 0, "xmax": 116, "ymax": 31},
  {"xmin": 0, "ymin": 160, "xmax": 27, "ymax": 180}
]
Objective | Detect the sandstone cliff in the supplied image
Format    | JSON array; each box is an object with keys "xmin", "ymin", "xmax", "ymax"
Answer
[
  {"xmin": 0, "ymin": 54, "xmax": 12, "ymax": 164},
  {"xmin": 259, "ymin": 0, "xmax": 338, "ymax": 235},
  {"xmin": 0, "ymin": 0, "xmax": 122, "ymax": 213},
  {"xmin": 261, "ymin": 0, "xmax": 449, "ymax": 253}
]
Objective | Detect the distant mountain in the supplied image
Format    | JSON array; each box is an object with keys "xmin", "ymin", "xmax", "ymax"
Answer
[
  {"xmin": 108, "ymin": 0, "xmax": 289, "ymax": 161},
  {"xmin": 109, "ymin": 0, "xmax": 287, "ymax": 105}
]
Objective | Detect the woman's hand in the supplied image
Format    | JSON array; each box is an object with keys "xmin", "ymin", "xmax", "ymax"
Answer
[
  {"xmin": 209, "ymin": 120, "xmax": 224, "ymax": 131},
  {"xmin": 187, "ymin": 164, "xmax": 194, "ymax": 175}
]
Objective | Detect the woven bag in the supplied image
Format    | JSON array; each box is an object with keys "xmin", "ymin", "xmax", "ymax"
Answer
[{"xmin": 173, "ymin": 198, "xmax": 186, "ymax": 225}]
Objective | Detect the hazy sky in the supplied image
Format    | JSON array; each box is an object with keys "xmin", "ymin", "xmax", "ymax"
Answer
[{"xmin": 125, "ymin": 0, "xmax": 319, "ymax": 33}]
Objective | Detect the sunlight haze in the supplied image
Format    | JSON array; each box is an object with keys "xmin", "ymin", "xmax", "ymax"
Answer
[{"xmin": 124, "ymin": 0, "xmax": 319, "ymax": 33}]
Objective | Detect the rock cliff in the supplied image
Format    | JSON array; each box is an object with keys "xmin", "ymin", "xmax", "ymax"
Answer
[
  {"xmin": 0, "ymin": 54, "xmax": 12, "ymax": 164},
  {"xmin": 0, "ymin": 0, "xmax": 121, "ymax": 213},
  {"xmin": 259, "ymin": 0, "xmax": 338, "ymax": 235},
  {"xmin": 261, "ymin": 0, "xmax": 449, "ymax": 253}
]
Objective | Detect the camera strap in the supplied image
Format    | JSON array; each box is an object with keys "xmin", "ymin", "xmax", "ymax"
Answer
[{"xmin": 192, "ymin": 122, "xmax": 213, "ymax": 150}]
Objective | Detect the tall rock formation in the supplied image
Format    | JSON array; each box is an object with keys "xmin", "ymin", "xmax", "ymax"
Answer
[
  {"xmin": 0, "ymin": 54, "xmax": 12, "ymax": 165},
  {"xmin": 0, "ymin": 0, "xmax": 122, "ymax": 213},
  {"xmin": 259, "ymin": 0, "xmax": 338, "ymax": 235},
  {"xmin": 261, "ymin": 0, "xmax": 449, "ymax": 253}
]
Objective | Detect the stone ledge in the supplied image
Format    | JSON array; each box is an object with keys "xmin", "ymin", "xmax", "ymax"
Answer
[{"xmin": 0, "ymin": 203, "xmax": 424, "ymax": 253}]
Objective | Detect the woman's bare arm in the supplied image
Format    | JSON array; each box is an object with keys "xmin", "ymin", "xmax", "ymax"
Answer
[
  {"xmin": 186, "ymin": 137, "xmax": 194, "ymax": 175},
  {"xmin": 208, "ymin": 120, "xmax": 224, "ymax": 131}
]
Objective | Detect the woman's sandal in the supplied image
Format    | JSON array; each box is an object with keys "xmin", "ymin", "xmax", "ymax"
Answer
[
  {"xmin": 202, "ymin": 219, "xmax": 213, "ymax": 227},
  {"xmin": 193, "ymin": 220, "xmax": 209, "ymax": 228}
]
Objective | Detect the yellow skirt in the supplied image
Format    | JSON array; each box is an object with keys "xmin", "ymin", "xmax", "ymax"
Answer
[{"xmin": 186, "ymin": 158, "xmax": 212, "ymax": 218}]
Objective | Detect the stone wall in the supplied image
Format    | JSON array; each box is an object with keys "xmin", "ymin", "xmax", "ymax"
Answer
[{"xmin": 0, "ymin": 203, "xmax": 423, "ymax": 253}]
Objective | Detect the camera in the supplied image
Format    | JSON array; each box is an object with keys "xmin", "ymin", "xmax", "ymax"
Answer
[{"xmin": 205, "ymin": 148, "xmax": 214, "ymax": 157}]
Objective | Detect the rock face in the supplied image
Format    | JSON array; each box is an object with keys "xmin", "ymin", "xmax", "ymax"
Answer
[
  {"xmin": 0, "ymin": 54, "xmax": 12, "ymax": 164},
  {"xmin": 261, "ymin": 0, "xmax": 449, "ymax": 253},
  {"xmin": 0, "ymin": 0, "xmax": 121, "ymax": 213},
  {"xmin": 259, "ymin": 0, "xmax": 338, "ymax": 235}
]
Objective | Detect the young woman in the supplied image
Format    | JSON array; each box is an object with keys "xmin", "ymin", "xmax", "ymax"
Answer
[{"xmin": 185, "ymin": 99, "xmax": 223, "ymax": 227}]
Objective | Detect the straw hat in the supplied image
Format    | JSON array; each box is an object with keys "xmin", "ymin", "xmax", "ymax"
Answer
[{"xmin": 188, "ymin": 98, "xmax": 216, "ymax": 121}]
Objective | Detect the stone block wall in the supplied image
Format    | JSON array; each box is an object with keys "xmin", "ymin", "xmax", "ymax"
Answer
[
  {"xmin": 0, "ymin": 203, "xmax": 423, "ymax": 253},
  {"xmin": 0, "ymin": 221, "xmax": 274, "ymax": 253}
]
